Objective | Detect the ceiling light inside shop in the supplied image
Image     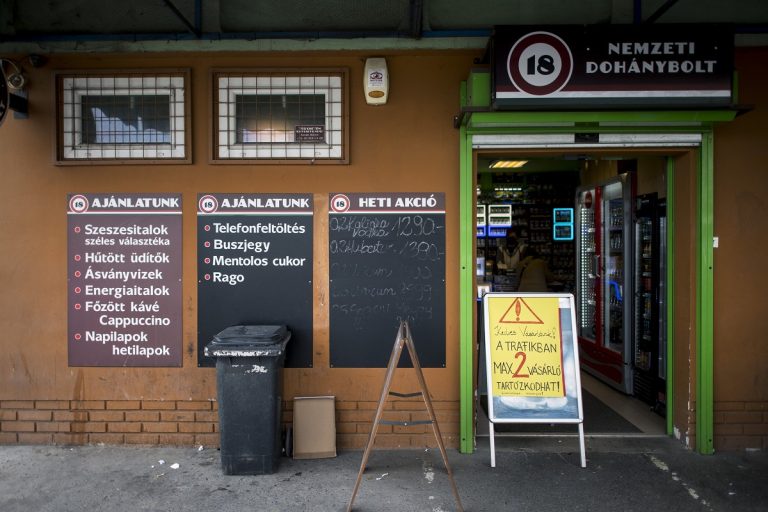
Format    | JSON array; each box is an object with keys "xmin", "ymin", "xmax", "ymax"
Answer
[{"xmin": 489, "ymin": 160, "xmax": 528, "ymax": 169}]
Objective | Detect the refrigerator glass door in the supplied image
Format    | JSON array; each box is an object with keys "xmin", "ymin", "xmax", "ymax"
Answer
[
  {"xmin": 632, "ymin": 194, "xmax": 666, "ymax": 412},
  {"xmin": 601, "ymin": 177, "xmax": 634, "ymax": 393},
  {"xmin": 576, "ymin": 188, "xmax": 597, "ymax": 343},
  {"xmin": 658, "ymin": 214, "xmax": 667, "ymax": 382},
  {"xmin": 602, "ymin": 181, "xmax": 626, "ymax": 354},
  {"xmin": 634, "ymin": 216, "xmax": 654, "ymax": 372}
]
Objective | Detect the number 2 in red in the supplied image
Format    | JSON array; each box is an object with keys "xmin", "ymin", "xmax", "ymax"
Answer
[{"xmin": 512, "ymin": 351, "xmax": 529, "ymax": 378}]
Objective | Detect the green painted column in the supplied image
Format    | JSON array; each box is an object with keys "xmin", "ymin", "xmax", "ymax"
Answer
[{"xmin": 458, "ymin": 123, "xmax": 475, "ymax": 454}]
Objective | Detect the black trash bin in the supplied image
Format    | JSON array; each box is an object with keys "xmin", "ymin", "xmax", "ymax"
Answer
[{"xmin": 205, "ymin": 325, "xmax": 291, "ymax": 475}]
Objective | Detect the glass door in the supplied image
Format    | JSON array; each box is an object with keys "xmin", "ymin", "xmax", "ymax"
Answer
[
  {"xmin": 600, "ymin": 176, "xmax": 634, "ymax": 394},
  {"xmin": 632, "ymin": 193, "xmax": 667, "ymax": 413},
  {"xmin": 576, "ymin": 187, "xmax": 598, "ymax": 343},
  {"xmin": 604, "ymin": 184, "xmax": 626, "ymax": 354},
  {"xmin": 633, "ymin": 194, "xmax": 657, "ymax": 406},
  {"xmin": 577, "ymin": 175, "xmax": 633, "ymax": 393},
  {"xmin": 657, "ymin": 203, "xmax": 668, "ymax": 413}
]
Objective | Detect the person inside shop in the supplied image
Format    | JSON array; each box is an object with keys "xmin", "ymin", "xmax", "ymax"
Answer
[
  {"xmin": 497, "ymin": 227, "xmax": 527, "ymax": 274},
  {"xmin": 517, "ymin": 247, "xmax": 556, "ymax": 292}
]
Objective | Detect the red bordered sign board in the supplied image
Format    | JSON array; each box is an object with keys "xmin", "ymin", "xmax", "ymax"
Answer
[{"xmin": 493, "ymin": 24, "xmax": 733, "ymax": 110}]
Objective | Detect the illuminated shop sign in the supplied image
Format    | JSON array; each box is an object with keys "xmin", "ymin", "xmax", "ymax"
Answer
[
  {"xmin": 493, "ymin": 24, "xmax": 733, "ymax": 109},
  {"xmin": 553, "ymin": 208, "xmax": 574, "ymax": 241}
]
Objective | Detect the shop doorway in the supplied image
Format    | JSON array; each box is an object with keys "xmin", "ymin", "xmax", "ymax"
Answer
[
  {"xmin": 474, "ymin": 153, "xmax": 671, "ymax": 438},
  {"xmin": 457, "ymin": 108, "xmax": 730, "ymax": 455}
]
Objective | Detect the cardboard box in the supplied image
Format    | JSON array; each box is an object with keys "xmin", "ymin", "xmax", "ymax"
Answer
[{"xmin": 292, "ymin": 396, "xmax": 337, "ymax": 459}]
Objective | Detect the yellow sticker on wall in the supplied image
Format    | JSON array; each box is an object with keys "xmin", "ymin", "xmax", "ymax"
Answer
[{"xmin": 486, "ymin": 296, "xmax": 565, "ymax": 398}]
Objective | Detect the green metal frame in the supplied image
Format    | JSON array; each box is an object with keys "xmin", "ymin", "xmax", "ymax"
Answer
[
  {"xmin": 697, "ymin": 131, "xmax": 715, "ymax": 454},
  {"xmin": 465, "ymin": 110, "xmax": 736, "ymax": 130},
  {"xmin": 457, "ymin": 86, "xmax": 733, "ymax": 454},
  {"xmin": 458, "ymin": 81, "xmax": 476, "ymax": 452}
]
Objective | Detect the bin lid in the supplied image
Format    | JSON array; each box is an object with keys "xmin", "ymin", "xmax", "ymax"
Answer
[
  {"xmin": 204, "ymin": 325, "xmax": 291, "ymax": 357},
  {"xmin": 211, "ymin": 325, "xmax": 289, "ymax": 345}
]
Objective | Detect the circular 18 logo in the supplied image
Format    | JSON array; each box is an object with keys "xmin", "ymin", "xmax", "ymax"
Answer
[
  {"xmin": 330, "ymin": 194, "xmax": 351, "ymax": 213},
  {"xmin": 69, "ymin": 194, "xmax": 89, "ymax": 214},
  {"xmin": 198, "ymin": 194, "xmax": 219, "ymax": 214},
  {"xmin": 507, "ymin": 31, "xmax": 573, "ymax": 96}
]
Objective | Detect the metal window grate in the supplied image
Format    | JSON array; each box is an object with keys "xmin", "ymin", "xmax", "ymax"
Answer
[
  {"xmin": 215, "ymin": 70, "xmax": 346, "ymax": 161},
  {"xmin": 57, "ymin": 71, "xmax": 188, "ymax": 162}
]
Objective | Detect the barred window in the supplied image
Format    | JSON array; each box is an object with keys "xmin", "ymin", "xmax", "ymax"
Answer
[
  {"xmin": 214, "ymin": 70, "xmax": 348, "ymax": 163},
  {"xmin": 56, "ymin": 71, "xmax": 189, "ymax": 163}
]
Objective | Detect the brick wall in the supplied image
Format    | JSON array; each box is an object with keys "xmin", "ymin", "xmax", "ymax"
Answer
[
  {"xmin": 7, "ymin": 398, "xmax": 767, "ymax": 451},
  {"xmin": 0, "ymin": 399, "xmax": 460, "ymax": 450},
  {"xmin": 0, "ymin": 400, "xmax": 219, "ymax": 447},
  {"xmin": 281, "ymin": 399, "xmax": 460, "ymax": 450},
  {"xmin": 714, "ymin": 401, "xmax": 768, "ymax": 451},
  {"xmin": 334, "ymin": 400, "xmax": 459, "ymax": 450}
]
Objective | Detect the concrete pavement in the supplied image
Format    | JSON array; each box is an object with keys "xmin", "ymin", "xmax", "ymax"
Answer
[{"xmin": 1, "ymin": 436, "xmax": 766, "ymax": 511}]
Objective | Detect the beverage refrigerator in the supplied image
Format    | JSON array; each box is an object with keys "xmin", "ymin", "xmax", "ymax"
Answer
[
  {"xmin": 575, "ymin": 174, "xmax": 634, "ymax": 394},
  {"xmin": 632, "ymin": 193, "xmax": 667, "ymax": 414}
]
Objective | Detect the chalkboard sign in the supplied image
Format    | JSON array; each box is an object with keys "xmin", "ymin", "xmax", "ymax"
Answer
[
  {"xmin": 197, "ymin": 194, "xmax": 313, "ymax": 368},
  {"xmin": 329, "ymin": 193, "xmax": 445, "ymax": 368}
]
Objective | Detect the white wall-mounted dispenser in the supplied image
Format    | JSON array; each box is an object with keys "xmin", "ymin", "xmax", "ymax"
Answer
[{"xmin": 363, "ymin": 57, "xmax": 389, "ymax": 106}]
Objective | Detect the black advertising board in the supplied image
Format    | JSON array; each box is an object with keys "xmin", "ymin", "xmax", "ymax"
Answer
[
  {"xmin": 329, "ymin": 193, "xmax": 446, "ymax": 368},
  {"xmin": 197, "ymin": 194, "xmax": 313, "ymax": 368},
  {"xmin": 67, "ymin": 193, "xmax": 182, "ymax": 367},
  {"xmin": 493, "ymin": 24, "xmax": 734, "ymax": 109}
]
